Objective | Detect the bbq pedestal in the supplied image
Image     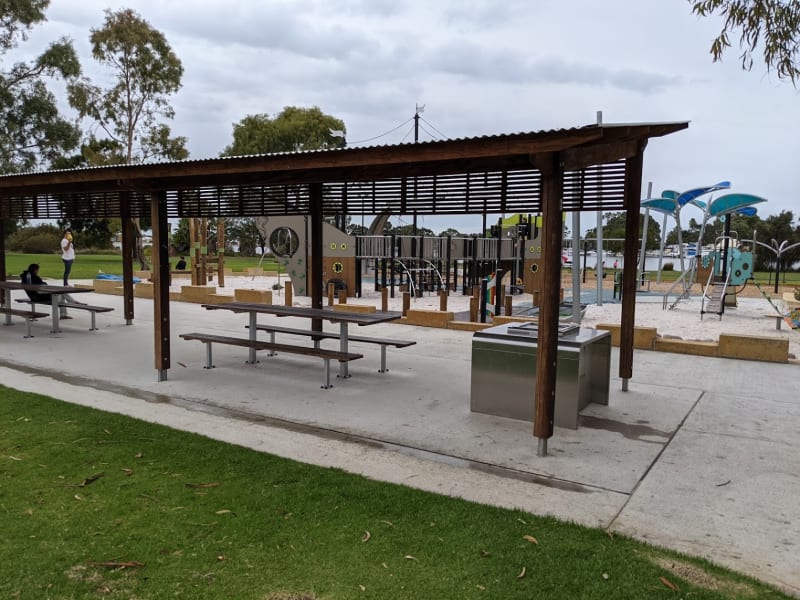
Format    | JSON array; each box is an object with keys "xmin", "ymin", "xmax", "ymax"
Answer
[{"xmin": 470, "ymin": 322, "xmax": 611, "ymax": 429}]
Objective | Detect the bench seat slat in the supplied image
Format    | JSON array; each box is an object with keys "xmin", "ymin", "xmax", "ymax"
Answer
[
  {"xmin": 251, "ymin": 324, "xmax": 415, "ymax": 348},
  {"xmin": 0, "ymin": 307, "xmax": 48, "ymax": 319},
  {"xmin": 180, "ymin": 332, "xmax": 362, "ymax": 362}
]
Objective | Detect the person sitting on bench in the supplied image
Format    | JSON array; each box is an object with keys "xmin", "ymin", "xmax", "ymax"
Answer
[
  {"xmin": 20, "ymin": 263, "xmax": 80, "ymax": 319},
  {"xmin": 175, "ymin": 256, "xmax": 187, "ymax": 270}
]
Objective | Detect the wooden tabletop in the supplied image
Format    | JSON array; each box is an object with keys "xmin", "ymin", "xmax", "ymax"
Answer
[
  {"xmin": 202, "ymin": 302, "xmax": 401, "ymax": 326},
  {"xmin": 0, "ymin": 281, "xmax": 93, "ymax": 294}
]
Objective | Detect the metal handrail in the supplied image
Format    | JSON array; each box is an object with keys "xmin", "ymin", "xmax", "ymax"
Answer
[{"xmin": 662, "ymin": 256, "xmax": 697, "ymax": 310}]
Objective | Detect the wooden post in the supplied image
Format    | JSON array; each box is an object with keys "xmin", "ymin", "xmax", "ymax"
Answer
[
  {"xmin": 338, "ymin": 289, "xmax": 347, "ymax": 304},
  {"xmin": 381, "ymin": 287, "xmax": 388, "ymax": 312},
  {"xmin": 327, "ymin": 282, "xmax": 335, "ymax": 306},
  {"xmin": 619, "ymin": 146, "xmax": 645, "ymax": 389},
  {"xmin": 402, "ymin": 291, "xmax": 410, "ymax": 317},
  {"xmin": 188, "ymin": 218, "xmax": 198, "ymax": 286},
  {"xmin": 0, "ymin": 220, "xmax": 6, "ymax": 303},
  {"xmin": 217, "ymin": 218, "xmax": 225, "ymax": 288},
  {"xmin": 469, "ymin": 297, "xmax": 478, "ymax": 322},
  {"xmin": 150, "ymin": 192, "xmax": 171, "ymax": 381},
  {"xmin": 533, "ymin": 152, "xmax": 563, "ymax": 456},
  {"xmin": 504, "ymin": 294, "xmax": 513, "ymax": 316},
  {"xmin": 533, "ymin": 290, "xmax": 540, "ymax": 307},
  {"xmin": 284, "ymin": 280, "xmax": 293, "ymax": 306},
  {"xmin": 439, "ymin": 289, "xmax": 447, "ymax": 311},
  {"xmin": 309, "ymin": 183, "xmax": 323, "ymax": 333},
  {"xmin": 120, "ymin": 195, "xmax": 135, "ymax": 325},
  {"xmin": 199, "ymin": 218, "xmax": 208, "ymax": 284}
]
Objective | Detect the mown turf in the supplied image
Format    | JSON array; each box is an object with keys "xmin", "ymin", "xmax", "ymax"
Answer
[{"xmin": 0, "ymin": 386, "xmax": 789, "ymax": 599}]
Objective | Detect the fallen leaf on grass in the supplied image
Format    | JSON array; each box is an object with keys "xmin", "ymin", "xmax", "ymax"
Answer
[
  {"xmin": 23, "ymin": 509, "xmax": 33, "ymax": 516},
  {"xmin": 602, "ymin": 573, "xmax": 609, "ymax": 580},
  {"xmin": 135, "ymin": 452, "xmax": 143, "ymax": 459},
  {"xmin": 381, "ymin": 563, "xmax": 388, "ymax": 569},
  {"xmin": 516, "ymin": 518, "xmax": 527, "ymax": 525},
  {"xmin": 215, "ymin": 509, "xmax": 232, "ymax": 515},
  {"xmin": 103, "ymin": 429, "xmax": 112, "ymax": 435},
  {"xmin": 660, "ymin": 576, "xmax": 679, "ymax": 592},
  {"xmin": 80, "ymin": 472, "xmax": 104, "ymax": 487},
  {"xmin": 380, "ymin": 520, "xmax": 394, "ymax": 527},
  {"xmin": 404, "ymin": 555, "xmax": 417, "ymax": 561},
  {"xmin": 715, "ymin": 480, "xmax": 731, "ymax": 487},
  {"xmin": 523, "ymin": 535, "xmax": 538, "ymax": 545},
  {"xmin": 606, "ymin": 531, "xmax": 614, "ymax": 539},
  {"xmin": 361, "ymin": 531, "xmax": 371, "ymax": 543},
  {"xmin": 185, "ymin": 482, "xmax": 220, "ymax": 489},
  {"xmin": 359, "ymin": 584, "xmax": 366, "ymax": 591},
  {"xmin": 476, "ymin": 584, "xmax": 485, "ymax": 590},
  {"xmin": 480, "ymin": 550, "xmax": 491, "ymax": 558},
  {"xmin": 121, "ymin": 468, "xmax": 133, "ymax": 476},
  {"xmin": 178, "ymin": 362, "xmax": 187, "ymax": 368},
  {"xmin": 8, "ymin": 456, "xmax": 22, "ymax": 461},
  {"xmin": 74, "ymin": 494, "xmax": 82, "ymax": 501},
  {"xmin": 88, "ymin": 561, "xmax": 144, "ymax": 569},
  {"xmin": 517, "ymin": 567, "xmax": 526, "ymax": 579},
  {"xmin": 216, "ymin": 555, "xmax": 226, "ymax": 561}
]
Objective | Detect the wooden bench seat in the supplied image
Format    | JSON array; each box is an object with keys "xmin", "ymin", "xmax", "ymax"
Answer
[
  {"xmin": 250, "ymin": 323, "xmax": 416, "ymax": 372},
  {"xmin": 0, "ymin": 306, "xmax": 49, "ymax": 338},
  {"xmin": 18, "ymin": 299, "xmax": 114, "ymax": 331},
  {"xmin": 180, "ymin": 332, "xmax": 363, "ymax": 389}
]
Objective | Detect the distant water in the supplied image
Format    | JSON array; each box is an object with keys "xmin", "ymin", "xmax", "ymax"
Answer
[{"xmin": 568, "ymin": 253, "xmax": 686, "ymax": 272}]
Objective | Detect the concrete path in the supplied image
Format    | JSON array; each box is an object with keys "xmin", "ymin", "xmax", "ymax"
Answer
[{"xmin": 0, "ymin": 290, "xmax": 797, "ymax": 595}]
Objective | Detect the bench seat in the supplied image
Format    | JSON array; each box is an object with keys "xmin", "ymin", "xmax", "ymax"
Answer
[
  {"xmin": 0, "ymin": 307, "xmax": 49, "ymax": 337},
  {"xmin": 18, "ymin": 299, "xmax": 114, "ymax": 330},
  {"xmin": 180, "ymin": 332, "xmax": 362, "ymax": 388},
  {"xmin": 250, "ymin": 323, "xmax": 416, "ymax": 372}
]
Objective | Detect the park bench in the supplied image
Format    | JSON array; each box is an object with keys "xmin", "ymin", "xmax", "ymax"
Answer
[
  {"xmin": 17, "ymin": 299, "xmax": 114, "ymax": 331},
  {"xmin": 0, "ymin": 307, "xmax": 49, "ymax": 338},
  {"xmin": 249, "ymin": 323, "xmax": 416, "ymax": 373},
  {"xmin": 179, "ymin": 332, "xmax": 363, "ymax": 389}
]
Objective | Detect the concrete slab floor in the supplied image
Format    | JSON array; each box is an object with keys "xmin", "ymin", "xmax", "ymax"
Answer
[{"xmin": 0, "ymin": 291, "xmax": 798, "ymax": 595}]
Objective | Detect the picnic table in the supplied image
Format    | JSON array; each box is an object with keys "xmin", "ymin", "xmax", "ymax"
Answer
[
  {"xmin": 0, "ymin": 281, "xmax": 95, "ymax": 334},
  {"xmin": 200, "ymin": 302, "xmax": 403, "ymax": 380}
]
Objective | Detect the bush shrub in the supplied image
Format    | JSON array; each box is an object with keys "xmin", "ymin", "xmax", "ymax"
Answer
[
  {"xmin": 662, "ymin": 262, "xmax": 675, "ymax": 271},
  {"xmin": 8, "ymin": 225, "xmax": 61, "ymax": 253}
]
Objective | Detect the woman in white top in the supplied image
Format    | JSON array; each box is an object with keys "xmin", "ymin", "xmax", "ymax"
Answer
[{"xmin": 61, "ymin": 230, "xmax": 75, "ymax": 286}]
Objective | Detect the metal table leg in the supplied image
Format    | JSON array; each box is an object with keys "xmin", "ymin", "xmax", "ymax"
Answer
[
  {"xmin": 339, "ymin": 321, "xmax": 350, "ymax": 379},
  {"xmin": 2, "ymin": 289, "xmax": 12, "ymax": 326},
  {"xmin": 247, "ymin": 311, "xmax": 257, "ymax": 364},
  {"xmin": 378, "ymin": 345, "xmax": 388, "ymax": 373},
  {"xmin": 50, "ymin": 294, "xmax": 60, "ymax": 334}
]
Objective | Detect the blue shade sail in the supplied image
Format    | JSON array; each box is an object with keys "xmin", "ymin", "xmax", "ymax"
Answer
[
  {"xmin": 735, "ymin": 206, "xmax": 758, "ymax": 216},
  {"xmin": 708, "ymin": 193, "xmax": 767, "ymax": 217},
  {"xmin": 660, "ymin": 190, "xmax": 680, "ymax": 201},
  {"xmin": 676, "ymin": 181, "xmax": 731, "ymax": 206},
  {"xmin": 641, "ymin": 198, "xmax": 679, "ymax": 214}
]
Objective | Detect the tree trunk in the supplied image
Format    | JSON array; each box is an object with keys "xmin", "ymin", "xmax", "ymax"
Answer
[{"xmin": 132, "ymin": 217, "xmax": 150, "ymax": 270}]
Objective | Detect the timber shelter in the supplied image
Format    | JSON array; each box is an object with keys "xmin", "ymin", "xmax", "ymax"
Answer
[{"xmin": 0, "ymin": 120, "xmax": 688, "ymax": 452}]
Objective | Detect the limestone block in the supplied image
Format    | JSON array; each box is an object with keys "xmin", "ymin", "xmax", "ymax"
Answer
[
  {"xmin": 181, "ymin": 285, "xmax": 217, "ymax": 303},
  {"xmin": 92, "ymin": 279, "xmax": 123, "ymax": 294},
  {"xmin": 206, "ymin": 293, "xmax": 235, "ymax": 305},
  {"xmin": 718, "ymin": 333, "xmax": 788, "ymax": 363},
  {"xmin": 331, "ymin": 304, "xmax": 376, "ymax": 313},
  {"xmin": 595, "ymin": 324, "xmax": 657, "ymax": 349},
  {"xmin": 405, "ymin": 309, "xmax": 454, "ymax": 328},
  {"xmin": 654, "ymin": 338, "xmax": 718, "ymax": 357},
  {"xmin": 134, "ymin": 282, "xmax": 153, "ymax": 298},
  {"xmin": 169, "ymin": 291, "xmax": 183, "ymax": 302},
  {"xmin": 234, "ymin": 289, "xmax": 273, "ymax": 304},
  {"xmin": 133, "ymin": 270, "xmax": 151, "ymax": 279}
]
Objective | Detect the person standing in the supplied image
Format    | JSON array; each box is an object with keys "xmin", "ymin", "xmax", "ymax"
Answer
[{"xmin": 61, "ymin": 230, "xmax": 75, "ymax": 286}]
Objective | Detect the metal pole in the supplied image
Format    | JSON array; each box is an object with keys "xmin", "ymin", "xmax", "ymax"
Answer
[
  {"xmin": 596, "ymin": 211, "xmax": 604, "ymax": 306},
  {"xmin": 571, "ymin": 210, "xmax": 581, "ymax": 323},
  {"xmin": 637, "ymin": 182, "xmax": 652, "ymax": 289},
  {"xmin": 656, "ymin": 212, "xmax": 667, "ymax": 283}
]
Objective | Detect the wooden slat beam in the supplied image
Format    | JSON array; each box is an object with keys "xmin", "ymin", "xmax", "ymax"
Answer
[
  {"xmin": 533, "ymin": 152, "xmax": 563, "ymax": 456},
  {"xmin": 561, "ymin": 140, "xmax": 641, "ymax": 170},
  {"xmin": 309, "ymin": 182, "xmax": 323, "ymax": 334}
]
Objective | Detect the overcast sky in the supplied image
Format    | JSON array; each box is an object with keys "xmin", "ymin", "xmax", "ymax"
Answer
[{"xmin": 19, "ymin": 0, "xmax": 800, "ymax": 233}]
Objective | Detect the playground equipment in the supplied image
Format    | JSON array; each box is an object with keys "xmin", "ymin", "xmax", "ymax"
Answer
[
  {"xmin": 700, "ymin": 234, "xmax": 754, "ymax": 319},
  {"xmin": 186, "ymin": 218, "xmax": 226, "ymax": 286},
  {"xmin": 253, "ymin": 214, "xmax": 544, "ymax": 301}
]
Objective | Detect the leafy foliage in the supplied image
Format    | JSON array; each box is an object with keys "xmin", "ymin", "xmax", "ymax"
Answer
[
  {"xmin": 584, "ymin": 212, "xmax": 662, "ymax": 254},
  {"xmin": 0, "ymin": 0, "xmax": 81, "ymax": 172},
  {"xmin": 222, "ymin": 106, "xmax": 346, "ymax": 156},
  {"xmin": 691, "ymin": 0, "xmax": 800, "ymax": 84},
  {"xmin": 7, "ymin": 222, "xmax": 61, "ymax": 253}
]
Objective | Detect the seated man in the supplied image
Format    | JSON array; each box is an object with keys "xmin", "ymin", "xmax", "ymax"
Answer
[
  {"xmin": 20, "ymin": 263, "xmax": 78, "ymax": 319},
  {"xmin": 175, "ymin": 256, "xmax": 187, "ymax": 270}
]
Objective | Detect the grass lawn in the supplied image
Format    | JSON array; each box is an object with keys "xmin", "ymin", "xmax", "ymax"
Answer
[
  {"xmin": 0, "ymin": 387, "xmax": 788, "ymax": 599},
  {"xmin": 3, "ymin": 253, "xmax": 278, "ymax": 280}
]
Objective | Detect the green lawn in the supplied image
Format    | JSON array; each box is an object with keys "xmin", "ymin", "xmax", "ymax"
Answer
[
  {"xmin": 3, "ymin": 252, "xmax": 278, "ymax": 280},
  {"xmin": 0, "ymin": 386, "xmax": 787, "ymax": 599}
]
